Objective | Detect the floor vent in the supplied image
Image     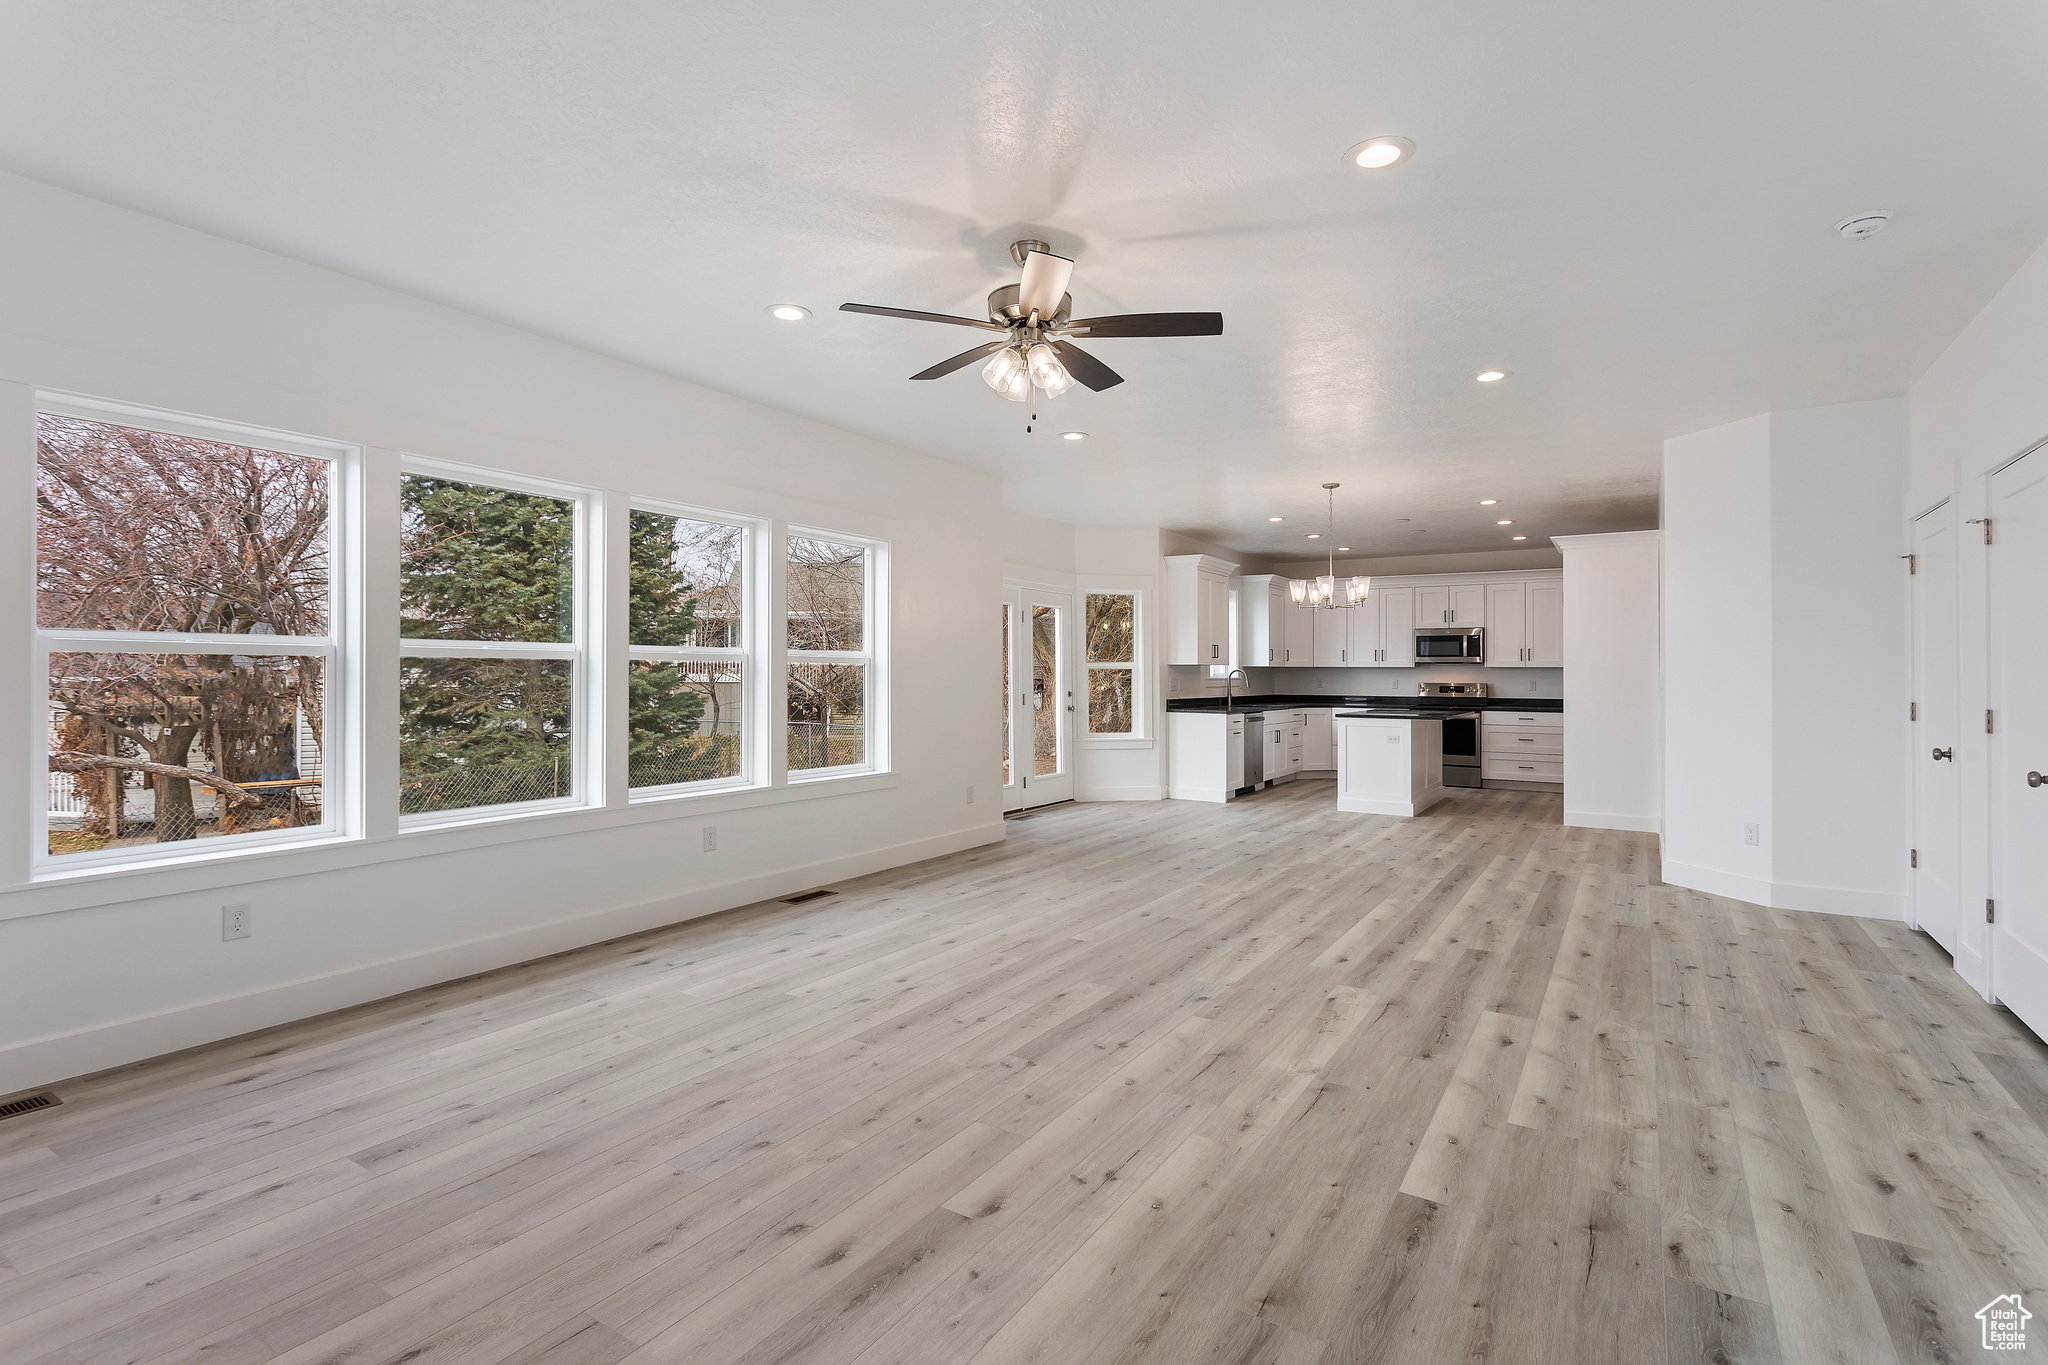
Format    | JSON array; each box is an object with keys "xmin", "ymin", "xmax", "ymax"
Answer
[
  {"xmin": 782, "ymin": 888, "xmax": 839, "ymax": 905},
  {"xmin": 0, "ymin": 1091, "xmax": 60, "ymax": 1121}
]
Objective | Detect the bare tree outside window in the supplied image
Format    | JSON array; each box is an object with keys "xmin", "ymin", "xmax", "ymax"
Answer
[
  {"xmin": 37, "ymin": 413, "xmax": 331, "ymax": 853},
  {"xmin": 1085, "ymin": 592, "xmax": 1136, "ymax": 734},
  {"xmin": 787, "ymin": 536, "xmax": 868, "ymax": 771}
]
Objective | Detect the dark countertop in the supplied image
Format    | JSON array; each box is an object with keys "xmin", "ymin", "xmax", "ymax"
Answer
[
  {"xmin": 1167, "ymin": 694, "xmax": 1561, "ymax": 714},
  {"xmin": 1334, "ymin": 709, "xmax": 1481, "ymax": 720}
]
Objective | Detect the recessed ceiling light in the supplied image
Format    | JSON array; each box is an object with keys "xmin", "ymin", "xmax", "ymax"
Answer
[
  {"xmin": 1512, "ymin": 535, "xmax": 1527, "ymax": 541},
  {"xmin": 1475, "ymin": 369, "xmax": 1508, "ymax": 383},
  {"xmin": 1060, "ymin": 431, "xmax": 1086, "ymax": 441},
  {"xmin": 1306, "ymin": 533, "xmax": 1321, "ymax": 539},
  {"xmin": 1479, "ymin": 499, "xmax": 1497, "ymax": 506},
  {"xmin": 767, "ymin": 304, "xmax": 810, "ymax": 322},
  {"xmin": 1836, "ymin": 211, "xmax": 1891, "ymax": 240},
  {"xmin": 1395, "ymin": 517, "xmax": 1411, "ymax": 523},
  {"xmin": 1497, "ymin": 520, "xmax": 1513, "ymax": 525},
  {"xmin": 1410, "ymin": 529, "xmax": 1428, "ymax": 535},
  {"xmin": 1268, "ymin": 516, "xmax": 1283, "ymax": 522},
  {"xmin": 1344, "ymin": 136, "xmax": 1413, "ymax": 170},
  {"xmin": 1337, "ymin": 547, "xmax": 1350, "ymax": 552}
]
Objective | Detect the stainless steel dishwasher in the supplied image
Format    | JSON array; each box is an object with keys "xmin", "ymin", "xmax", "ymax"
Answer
[{"xmin": 1238, "ymin": 711, "xmax": 1266, "ymax": 792}]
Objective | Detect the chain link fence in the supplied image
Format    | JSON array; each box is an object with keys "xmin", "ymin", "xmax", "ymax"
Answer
[
  {"xmin": 787, "ymin": 721, "xmax": 865, "ymax": 771},
  {"xmin": 629, "ymin": 732, "xmax": 743, "ymax": 789},
  {"xmin": 400, "ymin": 758, "xmax": 568, "ymax": 815}
]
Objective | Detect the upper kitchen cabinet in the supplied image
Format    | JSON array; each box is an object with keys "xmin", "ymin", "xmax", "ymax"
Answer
[
  {"xmin": 1165, "ymin": 554, "xmax": 1239, "ymax": 666},
  {"xmin": 1283, "ymin": 600, "xmax": 1315, "ymax": 666},
  {"xmin": 1362, "ymin": 586, "xmax": 1417, "ymax": 665},
  {"xmin": 1485, "ymin": 576, "xmax": 1564, "ymax": 666},
  {"xmin": 1313, "ymin": 605, "xmax": 1357, "ymax": 665},
  {"xmin": 1239, "ymin": 574, "xmax": 1290, "ymax": 666},
  {"xmin": 1416, "ymin": 583, "xmax": 1485, "ymax": 627}
]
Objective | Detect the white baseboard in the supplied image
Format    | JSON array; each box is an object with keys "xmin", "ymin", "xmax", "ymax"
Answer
[
  {"xmin": 1660, "ymin": 861, "xmax": 1774, "ymax": 906},
  {"xmin": 0, "ymin": 822, "xmax": 1005, "ymax": 1096},
  {"xmin": 1168, "ymin": 785, "xmax": 1230, "ymax": 804},
  {"xmin": 1565, "ymin": 809, "xmax": 1661, "ymax": 833},
  {"xmin": 1337, "ymin": 785, "xmax": 1446, "ymax": 818},
  {"xmin": 1077, "ymin": 784, "xmax": 1165, "ymax": 802},
  {"xmin": 1660, "ymin": 860, "xmax": 1907, "ymax": 922}
]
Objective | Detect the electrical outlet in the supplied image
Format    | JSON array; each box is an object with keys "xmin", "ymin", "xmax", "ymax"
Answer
[
  {"xmin": 222, "ymin": 903, "xmax": 251, "ymax": 941},
  {"xmin": 1528, "ymin": 680, "xmax": 1539, "ymax": 693},
  {"xmin": 703, "ymin": 826, "xmax": 718, "ymax": 853},
  {"xmin": 966, "ymin": 785, "xmax": 975, "ymax": 805},
  {"xmin": 1744, "ymin": 823, "xmax": 1760, "ymax": 847},
  {"xmin": 1315, "ymin": 678, "xmax": 1325, "ymax": 689}
]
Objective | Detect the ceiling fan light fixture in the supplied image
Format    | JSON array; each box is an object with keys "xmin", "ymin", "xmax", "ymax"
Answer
[
  {"xmin": 1025, "ymin": 342, "xmax": 1075, "ymax": 399},
  {"xmin": 981, "ymin": 345, "xmax": 1027, "ymax": 395},
  {"xmin": 1345, "ymin": 136, "xmax": 1413, "ymax": 170}
]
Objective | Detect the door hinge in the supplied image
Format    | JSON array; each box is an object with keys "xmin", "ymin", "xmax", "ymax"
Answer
[
  {"xmin": 1910, "ymin": 848, "xmax": 1918, "ymax": 868},
  {"xmin": 1987, "ymin": 709, "xmax": 1995, "ymax": 734},
  {"xmin": 1988, "ymin": 899, "xmax": 1997, "ymax": 924},
  {"xmin": 1968, "ymin": 517, "xmax": 1992, "ymax": 544},
  {"xmin": 1910, "ymin": 701, "xmax": 1917, "ymax": 722},
  {"xmin": 1901, "ymin": 553, "xmax": 1916, "ymax": 573}
]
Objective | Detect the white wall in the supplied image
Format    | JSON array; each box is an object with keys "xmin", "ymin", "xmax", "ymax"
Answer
[
  {"xmin": 1663, "ymin": 414, "xmax": 1776, "ymax": 902},
  {"xmin": 0, "ymin": 171, "xmax": 1004, "ymax": 1092},
  {"xmin": 1661, "ymin": 401, "xmax": 1907, "ymax": 917},
  {"xmin": 1555, "ymin": 532, "xmax": 1661, "ymax": 833},
  {"xmin": 1902, "ymin": 235, "xmax": 2048, "ymax": 995}
]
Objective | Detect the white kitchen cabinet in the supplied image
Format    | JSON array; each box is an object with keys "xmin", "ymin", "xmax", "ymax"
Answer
[
  {"xmin": 1376, "ymin": 587, "xmax": 1417, "ymax": 666},
  {"xmin": 1282, "ymin": 601, "xmax": 1315, "ymax": 666},
  {"xmin": 1238, "ymin": 575, "xmax": 1290, "ymax": 666},
  {"xmin": 1417, "ymin": 583, "xmax": 1485, "ymax": 627},
  {"xmin": 1527, "ymin": 581, "xmax": 1563, "ymax": 667},
  {"xmin": 1164, "ymin": 554, "xmax": 1238, "ymax": 666},
  {"xmin": 1484, "ymin": 579, "xmax": 1565, "ymax": 666},
  {"xmin": 1312, "ymin": 606, "xmax": 1356, "ymax": 665},
  {"xmin": 1303, "ymin": 707, "xmax": 1334, "ymax": 771}
]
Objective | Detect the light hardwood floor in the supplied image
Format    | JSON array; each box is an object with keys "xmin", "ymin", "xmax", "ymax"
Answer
[{"xmin": 4, "ymin": 782, "xmax": 2048, "ymax": 1365}]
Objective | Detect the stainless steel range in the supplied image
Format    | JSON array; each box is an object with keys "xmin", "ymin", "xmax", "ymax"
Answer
[{"xmin": 1418, "ymin": 681, "xmax": 1488, "ymax": 787}]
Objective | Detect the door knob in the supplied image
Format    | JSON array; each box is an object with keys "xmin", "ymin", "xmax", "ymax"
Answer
[
  {"xmin": 2031, "ymin": 771, "xmax": 2045, "ymax": 788},
  {"xmin": 1932, "ymin": 747, "xmax": 1953, "ymax": 761}
]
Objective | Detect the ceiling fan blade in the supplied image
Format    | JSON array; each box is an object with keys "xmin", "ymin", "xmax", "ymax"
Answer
[
  {"xmin": 910, "ymin": 340, "xmax": 1010, "ymax": 381},
  {"xmin": 1016, "ymin": 250, "xmax": 1074, "ymax": 321},
  {"xmin": 1051, "ymin": 340, "xmax": 1124, "ymax": 391},
  {"xmin": 1060, "ymin": 312, "xmax": 1224, "ymax": 338},
  {"xmin": 839, "ymin": 302, "xmax": 1006, "ymax": 332}
]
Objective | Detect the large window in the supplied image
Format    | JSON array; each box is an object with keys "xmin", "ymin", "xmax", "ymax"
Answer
[
  {"xmin": 1085, "ymin": 592, "xmax": 1137, "ymax": 735},
  {"xmin": 786, "ymin": 534, "xmax": 871, "ymax": 774},
  {"xmin": 399, "ymin": 467, "xmax": 584, "ymax": 819},
  {"xmin": 35, "ymin": 404, "xmax": 344, "ymax": 865},
  {"xmin": 629, "ymin": 506, "xmax": 748, "ymax": 793}
]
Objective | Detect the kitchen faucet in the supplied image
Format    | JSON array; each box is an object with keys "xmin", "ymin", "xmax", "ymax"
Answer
[{"xmin": 1224, "ymin": 668, "xmax": 1248, "ymax": 711}]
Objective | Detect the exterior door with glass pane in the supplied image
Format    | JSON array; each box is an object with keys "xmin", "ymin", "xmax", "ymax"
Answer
[{"xmin": 1003, "ymin": 585, "xmax": 1074, "ymax": 810}]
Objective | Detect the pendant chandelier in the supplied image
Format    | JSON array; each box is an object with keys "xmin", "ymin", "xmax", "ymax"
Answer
[{"xmin": 1289, "ymin": 482, "xmax": 1371, "ymax": 609}]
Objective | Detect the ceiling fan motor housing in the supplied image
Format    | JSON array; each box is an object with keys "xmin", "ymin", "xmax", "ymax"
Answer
[{"xmin": 986, "ymin": 283, "xmax": 1073, "ymax": 328}]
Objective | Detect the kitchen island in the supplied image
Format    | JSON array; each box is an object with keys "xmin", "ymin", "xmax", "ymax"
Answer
[{"xmin": 1334, "ymin": 709, "xmax": 1462, "ymax": 816}]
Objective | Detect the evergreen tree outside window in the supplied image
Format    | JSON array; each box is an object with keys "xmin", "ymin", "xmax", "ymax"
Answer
[
  {"xmin": 398, "ymin": 465, "xmax": 586, "ymax": 819},
  {"xmin": 628, "ymin": 506, "xmax": 749, "ymax": 793},
  {"xmin": 35, "ymin": 400, "xmax": 347, "ymax": 865}
]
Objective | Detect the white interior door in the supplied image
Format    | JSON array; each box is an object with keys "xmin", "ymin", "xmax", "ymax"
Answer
[
  {"xmin": 1003, "ymin": 585, "xmax": 1076, "ymax": 811},
  {"xmin": 1991, "ymin": 450, "xmax": 2048, "ymax": 1031},
  {"xmin": 1910, "ymin": 502, "xmax": 1960, "ymax": 952}
]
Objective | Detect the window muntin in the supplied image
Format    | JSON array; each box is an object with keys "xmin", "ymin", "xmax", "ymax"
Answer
[
  {"xmin": 1085, "ymin": 592, "xmax": 1137, "ymax": 735},
  {"xmin": 628, "ymin": 508, "xmax": 750, "ymax": 795},
  {"xmin": 785, "ymin": 535, "xmax": 873, "ymax": 775},
  {"xmin": 398, "ymin": 469, "xmax": 584, "ymax": 821},
  {"xmin": 34, "ymin": 406, "xmax": 343, "ymax": 866}
]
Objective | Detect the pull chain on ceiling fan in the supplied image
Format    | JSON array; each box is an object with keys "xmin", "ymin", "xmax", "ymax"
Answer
[{"xmin": 840, "ymin": 239, "xmax": 1223, "ymax": 428}]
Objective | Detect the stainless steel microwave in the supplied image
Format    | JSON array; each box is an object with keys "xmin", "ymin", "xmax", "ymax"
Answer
[{"xmin": 1414, "ymin": 626, "xmax": 1484, "ymax": 662}]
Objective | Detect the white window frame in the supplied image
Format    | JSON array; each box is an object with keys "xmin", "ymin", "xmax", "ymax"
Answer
[
  {"xmin": 396, "ymin": 456, "xmax": 594, "ymax": 831},
  {"xmin": 627, "ymin": 498, "xmax": 759, "ymax": 801},
  {"xmin": 30, "ymin": 393, "xmax": 361, "ymax": 877},
  {"xmin": 1079, "ymin": 577, "xmax": 1152, "ymax": 748},
  {"xmin": 784, "ymin": 527, "xmax": 888, "ymax": 782}
]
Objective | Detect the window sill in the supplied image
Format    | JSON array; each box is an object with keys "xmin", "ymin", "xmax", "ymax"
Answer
[
  {"xmin": 398, "ymin": 796, "xmax": 593, "ymax": 836},
  {"xmin": 2, "ymin": 772, "xmax": 900, "ymax": 921},
  {"xmin": 787, "ymin": 764, "xmax": 879, "ymax": 785}
]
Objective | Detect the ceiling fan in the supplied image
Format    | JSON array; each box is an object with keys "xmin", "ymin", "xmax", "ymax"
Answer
[{"xmin": 839, "ymin": 239, "xmax": 1222, "ymax": 403}]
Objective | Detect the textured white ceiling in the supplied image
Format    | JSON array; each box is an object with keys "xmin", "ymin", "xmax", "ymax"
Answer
[{"xmin": 2, "ymin": 2, "xmax": 2045, "ymax": 557}]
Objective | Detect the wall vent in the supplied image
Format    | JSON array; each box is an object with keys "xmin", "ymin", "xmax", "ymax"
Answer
[
  {"xmin": 782, "ymin": 889, "xmax": 839, "ymax": 905},
  {"xmin": 0, "ymin": 1091, "xmax": 60, "ymax": 1122}
]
